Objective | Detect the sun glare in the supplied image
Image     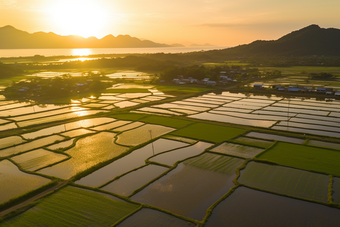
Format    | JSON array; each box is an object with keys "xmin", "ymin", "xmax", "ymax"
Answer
[{"xmin": 48, "ymin": 0, "xmax": 109, "ymax": 38}]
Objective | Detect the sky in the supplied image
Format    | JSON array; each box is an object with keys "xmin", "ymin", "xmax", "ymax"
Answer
[{"xmin": 0, "ymin": 0, "xmax": 339, "ymax": 47}]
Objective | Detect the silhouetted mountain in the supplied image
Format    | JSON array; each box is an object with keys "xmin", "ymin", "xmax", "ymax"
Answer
[
  {"xmin": 0, "ymin": 25, "xmax": 171, "ymax": 49},
  {"xmin": 219, "ymin": 25, "xmax": 340, "ymax": 56}
]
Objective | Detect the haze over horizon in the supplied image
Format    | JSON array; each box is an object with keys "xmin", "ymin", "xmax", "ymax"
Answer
[{"xmin": 0, "ymin": 0, "xmax": 339, "ymax": 47}]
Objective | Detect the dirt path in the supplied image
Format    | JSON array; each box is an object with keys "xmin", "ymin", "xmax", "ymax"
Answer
[{"xmin": 0, "ymin": 180, "xmax": 69, "ymax": 218}]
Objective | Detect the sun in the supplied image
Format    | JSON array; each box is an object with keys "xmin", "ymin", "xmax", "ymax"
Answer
[{"xmin": 48, "ymin": 0, "xmax": 109, "ymax": 38}]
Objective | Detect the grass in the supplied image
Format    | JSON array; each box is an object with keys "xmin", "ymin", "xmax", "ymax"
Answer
[
  {"xmin": 1, "ymin": 186, "xmax": 140, "ymax": 226},
  {"xmin": 140, "ymin": 116, "xmax": 193, "ymax": 128},
  {"xmin": 171, "ymin": 123, "xmax": 246, "ymax": 143},
  {"xmin": 238, "ymin": 161, "xmax": 329, "ymax": 202},
  {"xmin": 258, "ymin": 142, "xmax": 340, "ymax": 176}
]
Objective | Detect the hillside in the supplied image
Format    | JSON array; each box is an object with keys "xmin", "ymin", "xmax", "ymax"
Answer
[
  {"xmin": 219, "ymin": 25, "xmax": 340, "ymax": 57},
  {"xmin": 0, "ymin": 26, "xmax": 171, "ymax": 49}
]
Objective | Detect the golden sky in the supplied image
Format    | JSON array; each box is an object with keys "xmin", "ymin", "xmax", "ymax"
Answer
[{"xmin": 0, "ymin": 0, "xmax": 339, "ymax": 46}]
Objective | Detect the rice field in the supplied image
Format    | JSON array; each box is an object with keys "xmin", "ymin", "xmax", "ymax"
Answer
[
  {"xmin": 0, "ymin": 136, "xmax": 25, "ymax": 150},
  {"xmin": 170, "ymin": 123, "xmax": 246, "ymax": 143},
  {"xmin": 238, "ymin": 162, "xmax": 329, "ymax": 202},
  {"xmin": 232, "ymin": 137, "xmax": 274, "ymax": 148},
  {"xmin": 1, "ymin": 88, "xmax": 340, "ymax": 225},
  {"xmin": 116, "ymin": 124, "xmax": 175, "ymax": 146},
  {"xmin": 10, "ymin": 149, "xmax": 68, "ymax": 171},
  {"xmin": 149, "ymin": 141, "xmax": 213, "ymax": 166},
  {"xmin": 1, "ymin": 187, "xmax": 140, "ymax": 226},
  {"xmin": 0, "ymin": 160, "xmax": 51, "ymax": 205},
  {"xmin": 210, "ymin": 142, "xmax": 264, "ymax": 159},
  {"xmin": 116, "ymin": 208, "xmax": 196, "ymax": 227},
  {"xmin": 334, "ymin": 178, "xmax": 340, "ymax": 204},
  {"xmin": 101, "ymin": 164, "xmax": 169, "ymax": 196},
  {"xmin": 131, "ymin": 153, "xmax": 244, "ymax": 220},
  {"xmin": 205, "ymin": 187, "xmax": 340, "ymax": 227},
  {"xmin": 38, "ymin": 132, "xmax": 129, "ymax": 179},
  {"xmin": 75, "ymin": 138, "xmax": 189, "ymax": 187},
  {"xmin": 0, "ymin": 135, "xmax": 65, "ymax": 158},
  {"xmin": 258, "ymin": 142, "xmax": 340, "ymax": 176}
]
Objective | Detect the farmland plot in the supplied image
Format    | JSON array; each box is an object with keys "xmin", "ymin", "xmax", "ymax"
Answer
[
  {"xmin": 245, "ymin": 132, "xmax": 305, "ymax": 144},
  {"xmin": 116, "ymin": 124, "xmax": 175, "ymax": 146},
  {"xmin": 11, "ymin": 149, "xmax": 68, "ymax": 171},
  {"xmin": 171, "ymin": 123, "xmax": 246, "ymax": 143},
  {"xmin": 232, "ymin": 137, "xmax": 273, "ymax": 148},
  {"xmin": 239, "ymin": 162, "xmax": 329, "ymax": 202},
  {"xmin": 38, "ymin": 132, "xmax": 128, "ymax": 179},
  {"xmin": 0, "ymin": 136, "xmax": 25, "ymax": 150},
  {"xmin": 76, "ymin": 138, "xmax": 189, "ymax": 187},
  {"xmin": 1, "ymin": 187, "xmax": 139, "ymax": 227},
  {"xmin": 210, "ymin": 142, "xmax": 264, "ymax": 159},
  {"xmin": 307, "ymin": 140, "xmax": 340, "ymax": 150},
  {"xmin": 0, "ymin": 160, "xmax": 51, "ymax": 205},
  {"xmin": 131, "ymin": 153, "xmax": 244, "ymax": 220},
  {"xmin": 0, "ymin": 135, "xmax": 64, "ymax": 158},
  {"xmin": 47, "ymin": 139, "xmax": 75, "ymax": 150},
  {"xmin": 149, "ymin": 141, "xmax": 213, "ymax": 166},
  {"xmin": 333, "ymin": 178, "xmax": 340, "ymax": 204},
  {"xmin": 102, "ymin": 164, "xmax": 169, "ymax": 196},
  {"xmin": 116, "ymin": 208, "xmax": 196, "ymax": 227},
  {"xmin": 205, "ymin": 187, "xmax": 340, "ymax": 227},
  {"xmin": 258, "ymin": 142, "xmax": 340, "ymax": 176},
  {"xmin": 189, "ymin": 112, "xmax": 277, "ymax": 127}
]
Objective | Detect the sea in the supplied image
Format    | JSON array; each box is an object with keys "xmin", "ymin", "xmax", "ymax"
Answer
[{"xmin": 0, "ymin": 46, "xmax": 229, "ymax": 58}]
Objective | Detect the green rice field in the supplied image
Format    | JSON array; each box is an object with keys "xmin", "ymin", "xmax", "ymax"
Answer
[
  {"xmin": 170, "ymin": 123, "xmax": 246, "ymax": 143},
  {"xmin": 239, "ymin": 162, "xmax": 329, "ymax": 202},
  {"xmin": 0, "ymin": 187, "xmax": 140, "ymax": 226},
  {"xmin": 258, "ymin": 142, "xmax": 340, "ymax": 176}
]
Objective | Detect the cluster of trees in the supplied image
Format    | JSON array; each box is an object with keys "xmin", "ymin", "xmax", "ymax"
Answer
[
  {"xmin": 158, "ymin": 64, "xmax": 281, "ymax": 82},
  {"xmin": 4, "ymin": 73, "xmax": 111, "ymax": 101},
  {"xmin": 245, "ymin": 56, "xmax": 340, "ymax": 67},
  {"xmin": 0, "ymin": 62, "xmax": 23, "ymax": 79}
]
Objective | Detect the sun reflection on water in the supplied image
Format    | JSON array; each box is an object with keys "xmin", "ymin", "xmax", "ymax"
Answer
[{"xmin": 72, "ymin": 49, "xmax": 92, "ymax": 56}]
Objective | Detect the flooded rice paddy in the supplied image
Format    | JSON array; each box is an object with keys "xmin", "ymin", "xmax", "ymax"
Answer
[
  {"xmin": 149, "ymin": 141, "xmax": 213, "ymax": 166},
  {"xmin": 0, "ymin": 160, "xmax": 51, "ymax": 205},
  {"xmin": 210, "ymin": 142, "xmax": 264, "ymax": 158},
  {"xmin": 75, "ymin": 138, "xmax": 189, "ymax": 187},
  {"xmin": 1, "ymin": 90, "xmax": 340, "ymax": 225},
  {"xmin": 101, "ymin": 164, "xmax": 169, "ymax": 196},
  {"xmin": 38, "ymin": 132, "xmax": 128, "ymax": 179},
  {"xmin": 10, "ymin": 148, "xmax": 68, "ymax": 171},
  {"xmin": 116, "ymin": 208, "xmax": 196, "ymax": 227},
  {"xmin": 131, "ymin": 153, "xmax": 244, "ymax": 220},
  {"xmin": 205, "ymin": 187, "xmax": 340, "ymax": 227}
]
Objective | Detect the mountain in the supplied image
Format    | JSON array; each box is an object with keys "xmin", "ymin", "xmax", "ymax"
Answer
[
  {"xmin": 220, "ymin": 25, "xmax": 340, "ymax": 57},
  {"xmin": 190, "ymin": 43, "xmax": 214, "ymax": 47},
  {"xmin": 0, "ymin": 25, "xmax": 171, "ymax": 49}
]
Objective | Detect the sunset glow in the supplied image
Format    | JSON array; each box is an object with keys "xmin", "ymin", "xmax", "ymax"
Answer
[{"xmin": 48, "ymin": 0, "xmax": 109, "ymax": 38}]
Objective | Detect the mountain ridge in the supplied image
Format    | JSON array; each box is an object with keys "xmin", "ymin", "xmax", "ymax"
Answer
[
  {"xmin": 219, "ymin": 24, "xmax": 340, "ymax": 57},
  {"xmin": 0, "ymin": 26, "xmax": 172, "ymax": 49}
]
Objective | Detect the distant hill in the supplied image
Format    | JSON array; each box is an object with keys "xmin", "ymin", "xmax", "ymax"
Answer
[
  {"xmin": 0, "ymin": 25, "xmax": 171, "ymax": 49},
  {"xmin": 219, "ymin": 25, "xmax": 340, "ymax": 57}
]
